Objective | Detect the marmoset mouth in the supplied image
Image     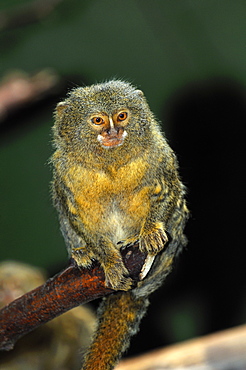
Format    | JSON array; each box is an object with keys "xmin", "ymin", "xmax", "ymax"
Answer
[{"xmin": 97, "ymin": 130, "xmax": 127, "ymax": 148}]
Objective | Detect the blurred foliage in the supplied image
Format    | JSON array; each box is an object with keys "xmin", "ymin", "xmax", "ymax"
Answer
[{"xmin": 0, "ymin": 0, "xmax": 245, "ymax": 358}]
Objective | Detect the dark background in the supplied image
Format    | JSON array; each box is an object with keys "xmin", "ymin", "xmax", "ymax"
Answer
[{"xmin": 1, "ymin": 0, "xmax": 245, "ymax": 358}]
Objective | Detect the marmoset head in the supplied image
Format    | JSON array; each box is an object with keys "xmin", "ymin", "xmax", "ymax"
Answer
[{"xmin": 53, "ymin": 80, "xmax": 157, "ymax": 154}]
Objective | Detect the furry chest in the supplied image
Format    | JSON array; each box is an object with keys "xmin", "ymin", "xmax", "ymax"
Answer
[{"xmin": 66, "ymin": 162, "xmax": 151, "ymax": 241}]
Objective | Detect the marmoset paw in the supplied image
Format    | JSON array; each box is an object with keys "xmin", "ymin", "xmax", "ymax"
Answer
[
  {"xmin": 71, "ymin": 248, "xmax": 94, "ymax": 268},
  {"xmin": 117, "ymin": 235, "xmax": 139, "ymax": 249},
  {"xmin": 140, "ymin": 226, "xmax": 168, "ymax": 255},
  {"xmin": 104, "ymin": 265, "xmax": 133, "ymax": 291}
]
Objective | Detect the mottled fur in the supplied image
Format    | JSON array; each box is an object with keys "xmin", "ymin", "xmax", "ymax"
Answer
[{"xmin": 51, "ymin": 80, "xmax": 189, "ymax": 369}]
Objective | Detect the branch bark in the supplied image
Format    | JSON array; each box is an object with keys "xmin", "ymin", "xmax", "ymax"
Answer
[{"xmin": 0, "ymin": 245, "xmax": 146, "ymax": 352}]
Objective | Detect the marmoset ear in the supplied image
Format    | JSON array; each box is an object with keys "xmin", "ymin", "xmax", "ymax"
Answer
[
  {"xmin": 56, "ymin": 101, "xmax": 68, "ymax": 118},
  {"xmin": 135, "ymin": 89, "xmax": 144, "ymax": 97}
]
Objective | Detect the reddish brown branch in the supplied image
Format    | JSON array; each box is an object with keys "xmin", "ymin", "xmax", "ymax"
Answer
[
  {"xmin": 0, "ymin": 70, "xmax": 62, "ymax": 122},
  {"xmin": 0, "ymin": 245, "xmax": 146, "ymax": 352}
]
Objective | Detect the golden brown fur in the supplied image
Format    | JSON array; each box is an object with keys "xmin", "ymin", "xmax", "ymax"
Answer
[{"xmin": 51, "ymin": 80, "xmax": 189, "ymax": 369}]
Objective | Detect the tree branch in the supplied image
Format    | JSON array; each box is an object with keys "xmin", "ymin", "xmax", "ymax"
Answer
[
  {"xmin": 0, "ymin": 245, "xmax": 146, "ymax": 352},
  {"xmin": 116, "ymin": 324, "xmax": 246, "ymax": 370},
  {"xmin": 0, "ymin": 70, "xmax": 62, "ymax": 123}
]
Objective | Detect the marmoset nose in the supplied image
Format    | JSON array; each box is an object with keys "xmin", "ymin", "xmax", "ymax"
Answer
[
  {"xmin": 105, "ymin": 126, "xmax": 119, "ymax": 135},
  {"xmin": 105, "ymin": 117, "xmax": 119, "ymax": 135}
]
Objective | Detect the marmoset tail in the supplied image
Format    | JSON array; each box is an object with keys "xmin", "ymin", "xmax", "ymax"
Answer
[{"xmin": 51, "ymin": 80, "xmax": 189, "ymax": 369}]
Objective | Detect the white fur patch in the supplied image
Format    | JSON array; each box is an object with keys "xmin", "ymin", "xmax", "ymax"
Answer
[
  {"xmin": 139, "ymin": 255, "xmax": 155, "ymax": 280},
  {"xmin": 107, "ymin": 209, "xmax": 127, "ymax": 244}
]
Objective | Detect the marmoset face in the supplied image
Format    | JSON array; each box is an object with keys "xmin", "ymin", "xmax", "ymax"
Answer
[
  {"xmin": 88, "ymin": 109, "xmax": 130, "ymax": 148},
  {"xmin": 54, "ymin": 80, "xmax": 152, "ymax": 155}
]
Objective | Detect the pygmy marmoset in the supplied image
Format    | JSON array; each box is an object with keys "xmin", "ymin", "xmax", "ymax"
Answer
[{"xmin": 51, "ymin": 80, "xmax": 189, "ymax": 369}]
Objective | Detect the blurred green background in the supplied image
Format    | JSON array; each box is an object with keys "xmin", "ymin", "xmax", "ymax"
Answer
[{"xmin": 1, "ymin": 0, "xmax": 246, "ymax": 357}]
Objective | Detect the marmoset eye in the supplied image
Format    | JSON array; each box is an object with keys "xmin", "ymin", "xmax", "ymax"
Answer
[
  {"xmin": 91, "ymin": 117, "xmax": 104, "ymax": 125},
  {"xmin": 117, "ymin": 112, "xmax": 128, "ymax": 121}
]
